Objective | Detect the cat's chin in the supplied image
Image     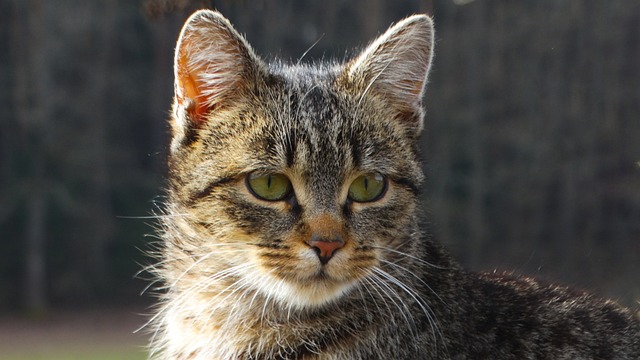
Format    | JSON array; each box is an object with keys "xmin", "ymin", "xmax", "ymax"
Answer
[
  {"xmin": 284, "ymin": 279, "xmax": 355, "ymax": 309},
  {"xmin": 246, "ymin": 268, "xmax": 358, "ymax": 309}
]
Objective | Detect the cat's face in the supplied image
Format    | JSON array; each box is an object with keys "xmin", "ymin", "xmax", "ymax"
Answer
[{"xmin": 165, "ymin": 10, "xmax": 434, "ymax": 309}]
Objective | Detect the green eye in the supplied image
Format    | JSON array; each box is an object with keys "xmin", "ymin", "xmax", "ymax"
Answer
[
  {"xmin": 348, "ymin": 173, "xmax": 387, "ymax": 202},
  {"xmin": 247, "ymin": 172, "xmax": 292, "ymax": 201}
]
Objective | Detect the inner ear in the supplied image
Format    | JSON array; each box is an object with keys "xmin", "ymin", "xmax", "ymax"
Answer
[{"xmin": 173, "ymin": 10, "xmax": 264, "ymax": 128}]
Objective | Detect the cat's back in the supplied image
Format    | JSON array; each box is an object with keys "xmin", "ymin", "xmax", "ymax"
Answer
[{"xmin": 452, "ymin": 272, "xmax": 640, "ymax": 359}]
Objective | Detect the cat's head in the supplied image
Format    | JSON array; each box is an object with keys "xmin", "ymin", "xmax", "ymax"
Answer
[{"xmin": 165, "ymin": 10, "xmax": 434, "ymax": 310}]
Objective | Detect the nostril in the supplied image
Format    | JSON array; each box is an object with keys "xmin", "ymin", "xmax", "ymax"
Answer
[
  {"xmin": 307, "ymin": 235, "xmax": 345, "ymax": 265},
  {"xmin": 310, "ymin": 245, "xmax": 322, "ymax": 258}
]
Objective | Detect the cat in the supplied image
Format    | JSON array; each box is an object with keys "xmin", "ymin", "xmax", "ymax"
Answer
[{"xmin": 149, "ymin": 9, "xmax": 640, "ymax": 359}]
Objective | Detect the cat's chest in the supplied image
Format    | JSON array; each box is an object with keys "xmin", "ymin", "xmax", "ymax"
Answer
[{"xmin": 166, "ymin": 311, "xmax": 340, "ymax": 359}]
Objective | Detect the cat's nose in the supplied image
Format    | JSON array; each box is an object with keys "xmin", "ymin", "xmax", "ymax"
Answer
[{"xmin": 307, "ymin": 234, "xmax": 345, "ymax": 265}]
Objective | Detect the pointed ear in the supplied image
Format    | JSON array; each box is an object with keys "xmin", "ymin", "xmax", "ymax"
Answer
[
  {"xmin": 346, "ymin": 15, "xmax": 435, "ymax": 133},
  {"xmin": 173, "ymin": 10, "xmax": 262, "ymax": 129}
]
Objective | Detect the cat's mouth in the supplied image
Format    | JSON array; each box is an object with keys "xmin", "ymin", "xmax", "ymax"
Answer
[
  {"xmin": 249, "ymin": 238, "xmax": 376, "ymax": 308},
  {"xmin": 285, "ymin": 255, "xmax": 371, "ymax": 307},
  {"xmin": 307, "ymin": 267, "xmax": 340, "ymax": 282},
  {"xmin": 251, "ymin": 255, "xmax": 363, "ymax": 308},
  {"xmin": 293, "ymin": 257, "xmax": 351, "ymax": 285}
]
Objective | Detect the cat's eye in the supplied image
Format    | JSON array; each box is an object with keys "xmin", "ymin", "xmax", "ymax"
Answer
[
  {"xmin": 348, "ymin": 173, "xmax": 387, "ymax": 202},
  {"xmin": 246, "ymin": 172, "xmax": 293, "ymax": 201}
]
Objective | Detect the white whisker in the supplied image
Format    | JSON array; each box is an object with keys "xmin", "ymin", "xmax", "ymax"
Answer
[
  {"xmin": 373, "ymin": 267, "xmax": 447, "ymax": 357},
  {"xmin": 379, "ymin": 259, "xmax": 447, "ymax": 307},
  {"xmin": 360, "ymin": 276, "xmax": 392, "ymax": 321},
  {"xmin": 374, "ymin": 245, "xmax": 447, "ymax": 269},
  {"xmin": 297, "ymin": 34, "xmax": 325, "ymax": 66},
  {"xmin": 368, "ymin": 272, "xmax": 417, "ymax": 335}
]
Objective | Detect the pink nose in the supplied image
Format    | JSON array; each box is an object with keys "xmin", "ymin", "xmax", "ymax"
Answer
[{"xmin": 307, "ymin": 235, "xmax": 345, "ymax": 265}]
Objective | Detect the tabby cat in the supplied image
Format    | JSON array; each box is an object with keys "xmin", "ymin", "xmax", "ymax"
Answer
[{"xmin": 150, "ymin": 9, "xmax": 640, "ymax": 359}]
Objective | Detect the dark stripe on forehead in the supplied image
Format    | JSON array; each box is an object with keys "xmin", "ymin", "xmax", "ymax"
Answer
[
  {"xmin": 310, "ymin": 135, "xmax": 346, "ymax": 178},
  {"xmin": 303, "ymin": 86, "xmax": 338, "ymax": 129},
  {"xmin": 305, "ymin": 85, "xmax": 324, "ymax": 103},
  {"xmin": 349, "ymin": 130, "xmax": 362, "ymax": 168},
  {"xmin": 285, "ymin": 128, "xmax": 297, "ymax": 167}
]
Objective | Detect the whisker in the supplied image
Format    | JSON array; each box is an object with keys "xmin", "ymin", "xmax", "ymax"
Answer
[
  {"xmin": 372, "ymin": 267, "xmax": 446, "ymax": 357},
  {"xmin": 359, "ymin": 276, "xmax": 391, "ymax": 322},
  {"xmin": 167, "ymin": 252, "xmax": 216, "ymax": 289},
  {"xmin": 379, "ymin": 259, "xmax": 447, "ymax": 307},
  {"xmin": 172, "ymin": 263, "xmax": 257, "ymax": 333},
  {"xmin": 367, "ymin": 272, "xmax": 417, "ymax": 335},
  {"xmin": 218, "ymin": 277, "xmax": 256, "ymax": 328},
  {"xmin": 117, "ymin": 213, "xmax": 188, "ymax": 220},
  {"xmin": 354, "ymin": 281, "xmax": 371, "ymax": 321},
  {"xmin": 297, "ymin": 33, "xmax": 325, "ymax": 65},
  {"xmin": 260, "ymin": 285, "xmax": 274, "ymax": 327},
  {"xmin": 172, "ymin": 263, "xmax": 255, "ymax": 309},
  {"xmin": 373, "ymin": 245, "xmax": 447, "ymax": 269}
]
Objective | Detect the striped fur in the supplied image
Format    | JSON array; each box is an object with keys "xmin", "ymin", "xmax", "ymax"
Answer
[{"xmin": 148, "ymin": 10, "xmax": 640, "ymax": 359}]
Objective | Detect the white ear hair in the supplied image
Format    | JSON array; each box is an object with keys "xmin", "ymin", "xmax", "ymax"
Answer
[
  {"xmin": 173, "ymin": 10, "xmax": 262, "ymax": 125},
  {"xmin": 348, "ymin": 14, "xmax": 435, "ymax": 132}
]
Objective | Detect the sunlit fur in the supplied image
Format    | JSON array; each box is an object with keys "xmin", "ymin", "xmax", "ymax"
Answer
[{"xmin": 147, "ymin": 10, "xmax": 640, "ymax": 360}]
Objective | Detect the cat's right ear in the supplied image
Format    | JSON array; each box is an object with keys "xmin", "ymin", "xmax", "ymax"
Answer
[{"xmin": 171, "ymin": 10, "xmax": 262, "ymax": 149}]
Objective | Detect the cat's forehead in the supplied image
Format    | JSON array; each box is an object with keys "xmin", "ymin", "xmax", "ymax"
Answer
[
  {"xmin": 247, "ymin": 65, "xmax": 411, "ymax": 178},
  {"xmin": 262, "ymin": 66, "xmax": 351, "ymax": 170},
  {"xmin": 262, "ymin": 65, "xmax": 349, "ymax": 130}
]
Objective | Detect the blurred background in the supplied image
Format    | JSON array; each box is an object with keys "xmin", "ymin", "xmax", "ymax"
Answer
[{"xmin": 1, "ymin": 0, "xmax": 639, "ymax": 358}]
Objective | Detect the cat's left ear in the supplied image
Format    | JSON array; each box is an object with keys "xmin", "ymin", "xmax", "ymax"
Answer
[
  {"xmin": 171, "ymin": 10, "xmax": 264, "ymax": 151},
  {"xmin": 346, "ymin": 15, "xmax": 435, "ymax": 134}
]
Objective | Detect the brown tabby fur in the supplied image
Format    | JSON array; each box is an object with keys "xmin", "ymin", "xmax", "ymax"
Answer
[{"xmin": 148, "ymin": 9, "xmax": 640, "ymax": 359}]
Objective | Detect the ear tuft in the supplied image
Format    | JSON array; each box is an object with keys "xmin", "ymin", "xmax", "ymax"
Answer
[
  {"xmin": 173, "ymin": 10, "xmax": 261, "ymax": 128},
  {"xmin": 347, "ymin": 14, "xmax": 435, "ymax": 133}
]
